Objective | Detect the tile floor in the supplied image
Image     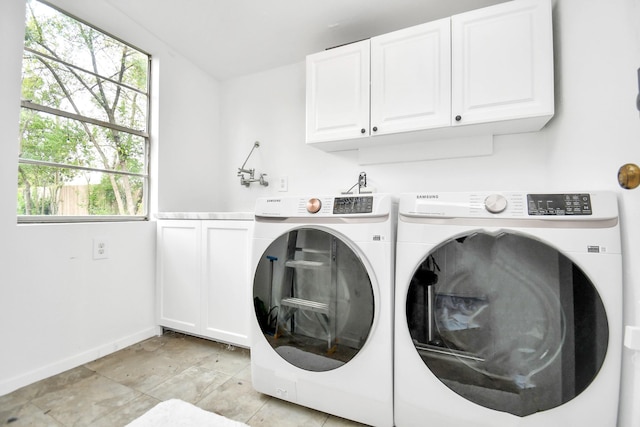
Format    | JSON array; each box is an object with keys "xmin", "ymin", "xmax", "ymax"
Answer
[{"xmin": 0, "ymin": 331, "xmax": 368, "ymax": 426}]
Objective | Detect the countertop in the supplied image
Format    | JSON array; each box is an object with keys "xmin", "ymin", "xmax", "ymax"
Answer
[{"xmin": 156, "ymin": 212, "xmax": 254, "ymax": 220}]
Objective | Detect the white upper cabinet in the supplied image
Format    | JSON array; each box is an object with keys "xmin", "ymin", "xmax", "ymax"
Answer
[
  {"xmin": 305, "ymin": 0, "xmax": 554, "ymax": 156},
  {"xmin": 370, "ymin": 18, "xmax": 451, "ymax": 136},
  {"xmin": 451, "ymin": 0, "xmax": 554, "ymax": 127},
  {"xmin": 306, "ymin": 40, "xmax": 370, "ymax": 143}
]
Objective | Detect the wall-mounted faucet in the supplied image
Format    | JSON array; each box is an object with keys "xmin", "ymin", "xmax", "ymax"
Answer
[{"xmin": 238, "ymin": 141, "xmax": 269, "ymax": 187}]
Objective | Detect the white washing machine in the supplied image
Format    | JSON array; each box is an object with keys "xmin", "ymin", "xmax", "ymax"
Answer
[
  {"xmin": 251, "ymin": 194, "xmax": 396, "ymax": 426},
  {"xmin": 394, "ymin": 191, "xmax": 622, "ymax": 427}
]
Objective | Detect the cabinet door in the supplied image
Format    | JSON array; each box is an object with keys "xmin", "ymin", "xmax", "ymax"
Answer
[
  {"xmin": 157, "ymin": 220, "xmax": 201, "ymax": 334},
  {"xmin": 451, "ymin": 0, "xmax": 554, "ymax": 126},
  {"xmin": 201, "ymin": 220, "xmax": 253, "ymax": 347},
  {"xmin": 371, "ymin": 18, "xmax": 451, "ymax": 135},
  {"xmin": 306, "ymin": 40, "xmax": 370, "ymax": 143}
]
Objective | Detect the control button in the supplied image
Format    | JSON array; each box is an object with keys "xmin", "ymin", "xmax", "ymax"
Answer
[
  {"xmin": 306, "ymin": 198, "xmax": 322, "ymax": 214},
  {"xmin": 484, "ymin": 194, "xmax": 508, "ymax": 214}
]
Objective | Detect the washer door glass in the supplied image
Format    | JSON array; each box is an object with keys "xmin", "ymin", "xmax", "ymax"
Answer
[
  {"xmin": 254, "ymin": 228, "xmax": 374, "ymax": 372},
  {"xmin": 406, "ymin": 231, "xmax": 608, "ymax": 417}
]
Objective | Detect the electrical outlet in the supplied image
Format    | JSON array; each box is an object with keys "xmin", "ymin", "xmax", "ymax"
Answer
[
  {"xmin": 93, "ymin": 237, "xmax": 109, "ymax": 260},
  {"xmin": 278, "ymin": 176, "xmax": 288, "ymax": 192}
]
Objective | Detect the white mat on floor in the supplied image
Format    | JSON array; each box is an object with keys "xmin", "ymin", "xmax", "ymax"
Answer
[{"xmin": 126, "ymin": 399, "xmax": 248, "ymax": 427}]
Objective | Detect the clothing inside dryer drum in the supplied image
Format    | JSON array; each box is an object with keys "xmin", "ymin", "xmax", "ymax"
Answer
[
  {"xmin": 406, "ymin": 231, "xmax": 609, "ymax": 417},
  {"xmin": 254, "ymin": 228, "xmax": 374, "ymax": 372}
]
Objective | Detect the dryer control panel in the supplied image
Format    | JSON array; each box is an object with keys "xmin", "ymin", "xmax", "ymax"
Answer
[{"xmin": 527, "ymin": 193, "xmax": 592, "ymax": 216}]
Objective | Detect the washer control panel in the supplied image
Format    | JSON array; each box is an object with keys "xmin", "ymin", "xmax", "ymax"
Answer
[
  {"xmin": 403, "ymin": 191, "xmax": 616, "ymax": 220},
  {"xmin": 527, "ymin": 193, "xmax": 592, "ymax": 216},
  {"xmin": 333, "ymin": 196, "xmax": 374, "ymax": 214}
]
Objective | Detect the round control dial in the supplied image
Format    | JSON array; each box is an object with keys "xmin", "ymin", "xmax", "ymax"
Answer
[
  {"xmin": 484, "ymin": 194, "xmax": 508, "ymax": 214},
  {"xmin": 306, "ymin": 198, "xmax": 322, "ymax": 214}
]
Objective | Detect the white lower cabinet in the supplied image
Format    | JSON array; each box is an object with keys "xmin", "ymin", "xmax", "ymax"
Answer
[
  {"xmin": 201, "ymin": 220, "xmax": 253, "ymax": 346},
  {"xmin": 157, "ymin": 219, "xmax": 254, "ymax": 347},
  {"xmin": 157, "ymin": 220, "xmax": 201, "ymax": 335}
]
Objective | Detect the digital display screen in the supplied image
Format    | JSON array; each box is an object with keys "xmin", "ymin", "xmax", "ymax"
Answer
[
  {"xmin": 527, "ymin": 194, "xmax": 592, "ymax": 216},
  {"xmin": 333, "ymin": 196, "xmax": 373, "ymax": 214}
]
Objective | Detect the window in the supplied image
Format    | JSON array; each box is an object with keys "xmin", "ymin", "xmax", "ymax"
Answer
[{"xmin": 18, "ymin": 0, "xmax": 150, "ymax": 222}]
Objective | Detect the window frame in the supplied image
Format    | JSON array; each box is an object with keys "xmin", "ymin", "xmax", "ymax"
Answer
[{"xmin": 18, "ymin": 0, "xmax": 152, "ymax": 224}]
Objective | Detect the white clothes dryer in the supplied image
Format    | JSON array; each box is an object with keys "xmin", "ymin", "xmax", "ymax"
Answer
[
  {"xmin": 394, "ymin": 191, "xmax": 622, "ymax": 427},
  {"xmin": 251, "ymin": 194, "xmax": 395, "ymax": 427}
]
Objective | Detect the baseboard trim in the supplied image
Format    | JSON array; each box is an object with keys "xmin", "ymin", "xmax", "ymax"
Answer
[{"xmin": 0, "ymin": 326, "xmax": 161, "ymax": 396}]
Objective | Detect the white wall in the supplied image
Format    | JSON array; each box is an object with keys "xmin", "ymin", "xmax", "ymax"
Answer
[
  {"xmin": 219, "ymin": 0, "xmax": 640, "ymax": 425},
  {"xmin": 3, "ymin": 0, "xmax": 640, "ymax": 423},
  {"xmin": 0, "ymin": 0, "xmax": 222, "ymax": 395}
]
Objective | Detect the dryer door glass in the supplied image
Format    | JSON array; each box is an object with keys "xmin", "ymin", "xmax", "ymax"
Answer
[
  {"xmin": 254, "ymin": 228, "xmax": 374, "ymax": 371},
  {"xmin": 406, "ymin": 231, "xmax": 608, "ymax": 417}
]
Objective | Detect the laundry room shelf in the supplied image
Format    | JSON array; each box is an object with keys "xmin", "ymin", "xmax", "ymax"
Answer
[
  {"xmin": 414, "ymin": 342, "xmax": 484, "ymax": 362},
  {"xmin": 281, "ymin": 297, "xmax": 329, "ymax": 314},
  {"xmin": 285, "ymin": 260, "xmax": 328, "ymax": 269},
  {"xmin": 295, "ymin": 248, "xmax": 330, "ymax": 254}
]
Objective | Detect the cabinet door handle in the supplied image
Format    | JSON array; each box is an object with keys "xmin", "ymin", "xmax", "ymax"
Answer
[
  {"xmin": 361, "ymin": 128, "xmax": 366, "ymax": 134},
  {"xmin": 372, "ymin": 126, "xmax": 378, "ymax": 132},
  {"xmin": 455, "ymin": 115, "xmax": 462, "ymax": 122}
]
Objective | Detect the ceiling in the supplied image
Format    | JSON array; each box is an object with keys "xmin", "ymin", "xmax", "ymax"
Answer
[{"xmin": 102, "ymin": 0, "xmax": 509, "ymax": 81}]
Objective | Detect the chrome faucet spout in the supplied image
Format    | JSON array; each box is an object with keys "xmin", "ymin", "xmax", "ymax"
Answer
[{"xmin": 240, "ymin": 142, "xmax": 260, "ymax": 171}]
